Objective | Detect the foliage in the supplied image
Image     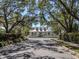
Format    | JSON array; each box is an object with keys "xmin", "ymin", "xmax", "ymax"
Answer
[
  {"xmin": 61, "ymin": 32, "xmax": 79, "ymax": 44},
  {"xmin": 0, "ymin": 0, "xmax": 25, "ymax": 33},
  {"xmin": 58, "ymin": 0, "xmax": 79, "ymax": 21},
  {"xmin": 21, "ymin": 26, "xmax": 29, "ymax": 36},
  {"xmin": 0, "ymin": 28, "xmax": 5, "ymax": 34},
  {"xmin": 0, "ymin": 0, "xmax": 79, "ymax": 46}
]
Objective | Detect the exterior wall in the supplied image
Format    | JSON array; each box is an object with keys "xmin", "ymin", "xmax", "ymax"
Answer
[
  {"xmin": 29, "ymin": 32, "xmax": 58, "ymax": 38},
  {"xmin": 29, "ymin": 26, "xmax": 58, "ymax": 38}
]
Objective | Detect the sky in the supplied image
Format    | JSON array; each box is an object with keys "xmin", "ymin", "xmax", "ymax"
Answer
[
  {"xmin": 20, "ymin": 0, "xmax": 54, "ymax": 30},
  {"xmin": 21, "ymin": 0, "xmax": 50, "ymax": 28}
]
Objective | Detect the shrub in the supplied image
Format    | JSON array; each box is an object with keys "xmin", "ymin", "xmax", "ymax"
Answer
[
  {"xmin": 0, "ymin": 28, "xmax": 5, "ymax": 34},
  {"xmin": 0, "ymin": 33, "xmax": 22, "ymax": 46},
  {"xmin": 61, "ymin": 32, "xmax": 79, "ymax": 44}
]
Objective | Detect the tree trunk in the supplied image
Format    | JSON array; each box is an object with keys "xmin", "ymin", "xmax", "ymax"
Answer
[{"xmin": 3, "ymin": 7, "xmax": 9, "ymax": 33}]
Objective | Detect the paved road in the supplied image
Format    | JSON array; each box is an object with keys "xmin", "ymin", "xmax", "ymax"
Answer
[{"xmin": 0, "ymin": 38, "xmax": 78, "ymax": 59}]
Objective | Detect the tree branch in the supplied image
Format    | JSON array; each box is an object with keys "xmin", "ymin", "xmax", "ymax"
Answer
[
  {"xmin": 8, "ymin": 16, "xmax": 25, "ymax": 32},
  {"xmin": 49, "ymin": 12, "xmax": 68, "ymax": 32},
  {"xmin": 58, "ymin": 0, "xmax": 79, "ymax": 21},
  {"xmin": 3, "ymin": 7, "xmax": 9, "ymax": 33}
]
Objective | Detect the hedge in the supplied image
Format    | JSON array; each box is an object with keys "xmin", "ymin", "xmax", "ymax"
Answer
[{"xmin": 60, "ymin": 32, "xmax": 79, "ymax": 44}]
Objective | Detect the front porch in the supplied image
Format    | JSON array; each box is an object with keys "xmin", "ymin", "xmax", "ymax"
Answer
[{"xmin": 29, "ymin": 31, "xmax": 58, "ymax": 38}]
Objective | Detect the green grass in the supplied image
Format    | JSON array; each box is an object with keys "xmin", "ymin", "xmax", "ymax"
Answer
[
  {"xmin": 57, "ymin": 41, "xmax": 79, "ymax": 53},
  {"xmin": 64, "ymin": 43, "xmax": 79, "ymax": 53},
  {"xmin": 71, "ymin": 48, "xmax": 79, "ymax": 53}
]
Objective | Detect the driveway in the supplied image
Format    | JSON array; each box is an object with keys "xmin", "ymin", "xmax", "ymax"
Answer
[{"xmin": 0, "ymin": 38, "xmax": 78, "ymax": 59}]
